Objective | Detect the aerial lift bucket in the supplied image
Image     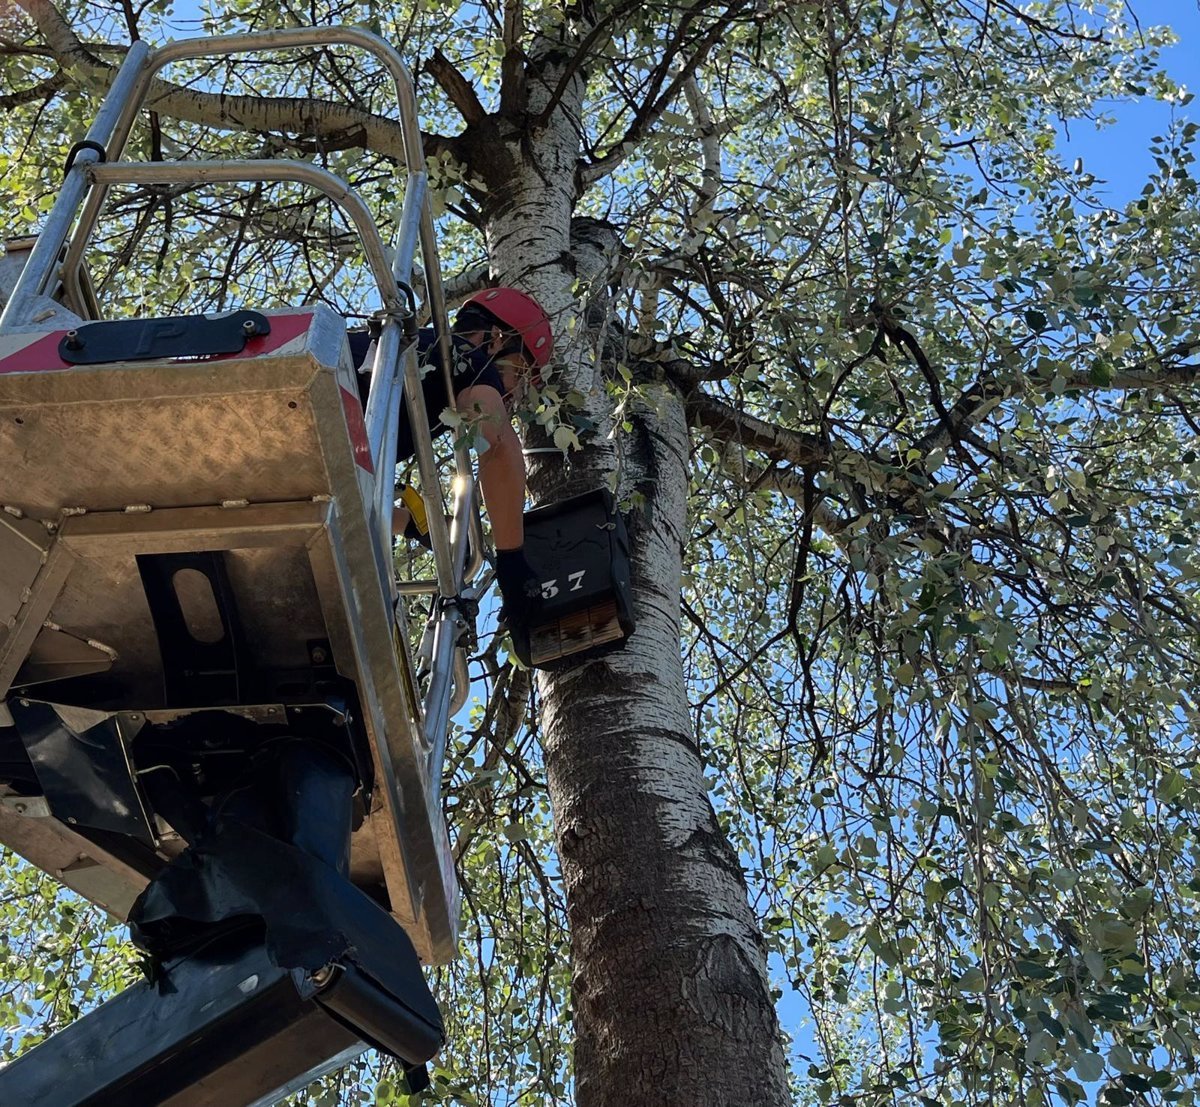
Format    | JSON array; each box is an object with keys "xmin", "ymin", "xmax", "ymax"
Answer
[{"xmin": 0, "ymin": 25, "xmax": 486, "ymax": 1103}]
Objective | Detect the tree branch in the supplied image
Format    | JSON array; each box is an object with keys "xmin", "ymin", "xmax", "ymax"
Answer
[
  {"xmin": 912, "ymin": 338, "xmax": 1200, "ymax": 455},
  {"xmin": 1070, "ymin": 339, "xmax": 1200, "ymax": 390},
  {"xmin": 0, "ymin": 73, "xmax": 65, "ymax": 109},
  {"xmin": 580, "ymin": 0, "xmax": 752, "ymax": 185},
  {"xmin": 450, "ymin": 664, "xmax": 531, "ymax": 864},
  {"xmin": 427, "ymin": 47, "xmax": 487, "ymax": 126},
  {"xmin": 682, "ymin": 74, "xmax": 720, "ymax": 219},
  {"xmin": 687, "ymin": 391, "xmax": 826, "ymax": 468},
  {"xmin": 15, "ymin": 0, "xmax": 454, "ymax": 161},
  {"xmin": 717, "ymin": 444, "xmax": 847, "ymax": 533},
  {"xmin": 499, "ymin": 0, "xmax": 528, "ymax": 116},
  {"xmin": 416, "ymin": 262, "xmax": 492, "ymax": 324},
  {"xmin": 531, "ymin": 0, "xmax": 646, "ymax": 127}
]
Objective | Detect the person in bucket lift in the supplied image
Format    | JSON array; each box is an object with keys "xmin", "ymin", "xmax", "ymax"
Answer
[{"xmin": 349, "ymin": 286, "xmax": 551, "ymax": 633}]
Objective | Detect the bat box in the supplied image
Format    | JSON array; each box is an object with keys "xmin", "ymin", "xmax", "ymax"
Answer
[{"xmin": 517, "ymin": 488, "xmax": 634, "ymax": 668}]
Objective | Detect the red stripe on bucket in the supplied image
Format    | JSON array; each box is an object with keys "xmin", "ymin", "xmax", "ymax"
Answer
[
  {"xmin": 0, "ymin": 311, "xmax": 316, "ymax": 375},
  {"xmin": 340, "ymin": 385, "xmax": 375, "ymax": 474}
]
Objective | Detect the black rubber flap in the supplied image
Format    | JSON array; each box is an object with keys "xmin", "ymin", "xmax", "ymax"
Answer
[
  {"xmin": 128, "ymin": 819, "xmax": 444, "ymax": 1065},
  {"xmin": 10, "ymin": 698, "xmax": 156, "ymax": 845},
  {"xmin": 58, "ymin": 310, "xmax": 270, "ymax": 364}
]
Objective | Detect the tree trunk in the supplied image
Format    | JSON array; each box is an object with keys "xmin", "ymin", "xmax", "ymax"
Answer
[
  {"xmin": 539, "ymin": 381, "xmax": 791, "ymax": 1106},
  {"xmin": 482, "ymin": 49, "xmax": 790, "ymax": 1105}
]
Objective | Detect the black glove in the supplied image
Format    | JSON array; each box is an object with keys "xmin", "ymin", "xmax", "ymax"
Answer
[{"xmin": 495, "ymin": 548, "xmax": 541, "ymax": 629}]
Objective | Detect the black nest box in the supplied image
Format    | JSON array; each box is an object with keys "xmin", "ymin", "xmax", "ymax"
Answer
[{"xmin": 515, "ymin": 488, "xmax": 635, "ymax": 668}]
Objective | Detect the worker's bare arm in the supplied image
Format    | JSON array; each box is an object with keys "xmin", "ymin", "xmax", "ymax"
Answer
[{"xmin": 456, "ymin": 383, "xmax": 525, "ymax": 550}]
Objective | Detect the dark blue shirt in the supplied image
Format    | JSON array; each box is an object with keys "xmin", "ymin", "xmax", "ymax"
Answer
[{"xmin": 349, "ymin": 328, "xmax": 504, "ymax": 461}]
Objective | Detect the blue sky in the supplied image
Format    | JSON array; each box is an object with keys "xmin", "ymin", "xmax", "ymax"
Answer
[{"xmin": 1055, "ymin": 0, "xmax": 1200, "ymax": 205}]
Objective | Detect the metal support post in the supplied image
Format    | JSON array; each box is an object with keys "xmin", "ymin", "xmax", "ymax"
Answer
[
  {"xmin": 56, "ymin": 27, "xmax": 428, "ymax": 324},
  {"xmin": 87, "ymin": 160, "xmax": 405, "ymax": 316}
]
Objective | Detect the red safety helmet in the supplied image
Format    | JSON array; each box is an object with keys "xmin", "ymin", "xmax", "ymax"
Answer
[{"xmin": 463, "ymin": 287, "xmax": 554, "ymax": 371}]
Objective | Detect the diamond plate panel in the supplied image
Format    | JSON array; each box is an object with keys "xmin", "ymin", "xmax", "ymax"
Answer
[
  {"xmin": 1, "ymin": 389, "xmax": 326, "ymax": 519},
  {"xmin": 43, "ymin": 545, "xmax": 163, "ymax": 704}
]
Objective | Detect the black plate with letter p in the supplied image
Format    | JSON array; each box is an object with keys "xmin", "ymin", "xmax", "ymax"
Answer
[{"xmin": 58, "ymin": 310, "xmax": 271, "ymax": 365}]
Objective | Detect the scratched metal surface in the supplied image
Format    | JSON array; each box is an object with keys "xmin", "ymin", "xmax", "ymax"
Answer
[
  {"xmin": 41, "ymin": 544, "xmax": 325, "ymax": 706},
  {"xmin": 0, "ymin": 305, "xmax": 353, "ymax": 519},
  {"xmin": 42, "ymin": 543, "xmax": 163, "ymax": 704},
  {"xmin": 0, "ymin": 385, "xmax": 326, "ymax": 519},
  {"xmin": 224, "ymin": 546, "xmax": 328, "ymax": 671}
]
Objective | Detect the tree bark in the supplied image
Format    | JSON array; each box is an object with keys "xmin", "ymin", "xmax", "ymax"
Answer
[
  {"xmin": 539, "ymin": 383, "xmax": 790, "ymax": 1106},
  {"xmin": 480, "ymin": 41, "xmax": 790, "ymax": 1107}
]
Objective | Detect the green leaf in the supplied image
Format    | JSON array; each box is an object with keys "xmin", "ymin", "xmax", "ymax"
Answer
[
  {"xmin": 1094, "ymin": 919, "xmax": 1138, "ymax": 952},
  {"xmin": 1108, "ymin": 1043, "xmax": 1135, "ymax": 1072},
  {"xmin": 956, "ymin": 966, "xmax": 986, "ymax": 992},
  {"xmin": 1157, "ymin": 769, "xmax": 1187, "ymax": 802},
  {"xmin": 1051, "ymin": 867, "xmax": 1078, "ymax": 891},
  {"xmin": 1016, "ymin": 958, "xmax": 1057, "ymax": 980},
  {"xmin": 553, "ymin": 425, "xmax": 581, "ymax": 452},
  {"xmin": 825, "ymin": 914, "xmax": 851, "ymax": 941},
  {"xmin": 1075, "ymin": 1052, "xmax": 1105, "ymax": 1082}
]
